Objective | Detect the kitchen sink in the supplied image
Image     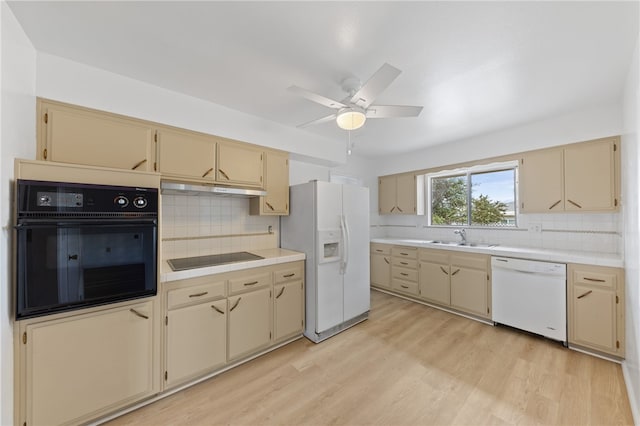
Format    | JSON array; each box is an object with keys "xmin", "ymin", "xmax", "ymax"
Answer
[{"xmin": 428, "ymin": 240, "xmax": 498, "ymax": 248}]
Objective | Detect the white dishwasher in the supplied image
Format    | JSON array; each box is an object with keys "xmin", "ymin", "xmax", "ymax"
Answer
[{"xmin": 491, "ymin": 257, "xmax": 567, "ymax": 343}]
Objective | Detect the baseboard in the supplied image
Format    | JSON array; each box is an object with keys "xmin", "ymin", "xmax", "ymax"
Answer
[{"xmin": 622, "ymin": 362, "xmax": 639, "ymax": 425}]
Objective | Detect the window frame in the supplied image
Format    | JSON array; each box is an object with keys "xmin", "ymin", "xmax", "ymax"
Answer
[{"xmin": 425, "ymin": 160, "xmax": 519, "ymax": 228}]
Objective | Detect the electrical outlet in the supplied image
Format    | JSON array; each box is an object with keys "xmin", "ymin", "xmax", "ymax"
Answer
[{"xmin": 528, "ymin": 223, "xmax": 542, "ymax": 233}]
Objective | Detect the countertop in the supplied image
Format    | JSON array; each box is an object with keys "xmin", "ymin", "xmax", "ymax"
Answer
[
  {"xmin": 161, "ymin": 248, "xmax": 306, "ymax": 282},
  {"xmin": 371, "ymin": 238, "xmax": 624, "ymax": 268}
]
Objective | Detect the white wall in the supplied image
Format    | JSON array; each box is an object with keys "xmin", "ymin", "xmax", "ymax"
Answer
[
  {"xmin": 35, "ymin": 53, "xmax": 347, "ymax": 166},
  {"xmin": 622, "ymin": 36, "xmax": 640, "ymax": 423},
  {"xmin": 0, "ymin": 2, "xmax": 36, "ymax": 424}
]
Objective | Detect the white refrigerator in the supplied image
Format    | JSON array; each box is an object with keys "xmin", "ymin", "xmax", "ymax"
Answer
[{"xmin": 281, "ymin": 181, "xmax": 370, "ymax": 343}]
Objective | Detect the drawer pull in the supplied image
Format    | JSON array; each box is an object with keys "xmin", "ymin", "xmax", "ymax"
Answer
[
  {"xmin": 376, "ymin": 249, "xmax": 383, "ymax": 252},
  {"xmin": 131, "ymin": 159, "xmax": 147, "ymax": 170},
  {"xmin": 584, "ymin": 277, "xmax": 606, "ymax": 283},
  {"xmin": 440, "ymin": 266, "xmax": 449, "ymax": 275},
  {"xmin": 218, "ymin": 169, "xmax": 230, "ymax": 180},
  {"xmin": 400, "ymin": 272, "xmax": 409, "ymax": 277},
  {"xmin": 577, "ymin": 290, "xmax": 593, "ymax": 299},
  {"xmin": 400, "ymin": 252, "xmax": 409, "ymax": 256},
  {"xmin": 244, "ymin": 281, "xmax": 259, "ymax": 286},
  {"xmin": 400, "ymin": 261, "xmax": 408, "ymax": 265},
  {"xmin": 451, "ymin": 269, "xmax": 460, "ymax": 276},
  {"xmin": 401, "ymin": 285, "xmax": 409, "ymax": 289},
  {"xmin": 230, "ymin": 298, "xmax": 241, "ymax": 311},
  {"xmin": 283, "ymin": 273, "xmax": 295, "ymax": 278},
  {"xmin": 567, "ymin": 199, "xmax": 582, "ymax": 209},
  {"xmin": 189, "ymin": 291, "xmax": 209, "ymax": 298},
  {"xmin": 548, "ymin": 200, "xmax": 562, "ymax": 210},
  {"xmin": 276, "ymin": 287, "xmax": 285, "ymax": 299},
  {"xmin": 129, "ymin": 308, "xmax": 149, "ymax": 320},
  {"xmin": 384, "ymin": 257, "xmax": 390, "ymax": 264},
  {"xmin": 211, "ymin": 305, "xmax": 224, "ymax": 314}
]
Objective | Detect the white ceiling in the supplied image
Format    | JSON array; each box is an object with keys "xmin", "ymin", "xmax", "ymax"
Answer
[{"xmin": 7, "ymin": 1, "xmax": 639, "ymax": 158}]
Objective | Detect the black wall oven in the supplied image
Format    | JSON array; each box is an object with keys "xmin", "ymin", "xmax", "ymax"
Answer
[{"xmin": 15, "ymin": 180, "xmax": 158, "ymax": 319}]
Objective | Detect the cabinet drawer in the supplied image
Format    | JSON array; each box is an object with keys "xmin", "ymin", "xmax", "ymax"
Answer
[
  {"xmin": 391, "ymin": 246, "xmax": 418, "ymax": 259},
  {"xmin": 392, "ymin": 257, "xmax": 417, "ymax": 269},
  {"xmin": 419, "ymin": 248, "xmax": 449, "ymax": 264},
  {"xmin": 167, "ymin": 280, "xmax": 226, "ymax": 310},
  {"xmin": 392, "ymin": 267, "xmax": 418, "ymax": 282},
  {"xmin": 572, "ymin": 269, "xmax": 616, "ymax": 289},
  {"xmin": 371, "ymin": 243, "xmax": 391, "ymax": 255},
  {"xmin": 451, "ymin": 253, "xmax": 488, "ymax": 271},
  {"xmin": 274, "ymin": 265, "xmax": 303, "ymax": 284},
  {"xmin": 392, "ymin": 279, "xmax": 419, "ymax": 295},
  {"xmin": 228, "ymin": 272, "xmax": 272, "ymax": 295}
]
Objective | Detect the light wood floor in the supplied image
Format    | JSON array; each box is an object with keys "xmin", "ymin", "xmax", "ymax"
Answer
[{"xmin": 107, "ymin": 290, "xmax": 633, "ymax": 425}]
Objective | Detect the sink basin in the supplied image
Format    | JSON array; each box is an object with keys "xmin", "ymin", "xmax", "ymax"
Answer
[
  {"xmin": 428, "ymin": 241, "xmax": 499, "ymax": 248},
  {"xmin": 457, "ymin": 242, "xmax": 499, "ymax": 248}
]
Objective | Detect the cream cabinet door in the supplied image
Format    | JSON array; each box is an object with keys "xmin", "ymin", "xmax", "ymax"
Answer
[
  {"xmin": 395, "ymin": 173, "xmax": 416, "ymax": 214},
  {"xmin": 450, "ymin": 267, "xmax": 489, "ymax": 317},
  {"xmin": 166, "ymin": 300, "xmax": 226, "ymax": 388},
  {"xmin": 217, "ymin": 142, "xmax": 264, "ymax": 187},
  {"xmin": 228, "ymin": 287, "xmax": 272, "ymax": 360},
  {"xmin": 250, "ymin": 151, "xmax": 289, "ymax": 215},
  {"xmin": 571, "ymin": 284, "xmax": 618, "ymax": 353},
  {"xmin": 157, "ymin": 128, "xmax": 216, "ymax": 181},
  {"xmin": 41, "ymin": 103, "xmax": 154, "ymax": 172},
  {"xmin": 564, "ymin": 140, "xmax": 616, "ymax": 211},
  {"xmin": 24, "ymin": 301, "xmax": 155, "ymax": 426},
  {"xmin": 274, "ymin": 281, "xmax": 303, "ymax": 341},
  {"xmin": 418, "ymin": 261, "xmax": 451, "ymax": 305},
  {"xmin": 378, "ymin": 175, "xmax": 397, "ymax": 214},
  {"xmin": 370, "ymin": 253, "xmax": 391, "ymax": 289},
  {"xmin": 519, "ymin": 148, "xmax": 564, "ymax": 212}
]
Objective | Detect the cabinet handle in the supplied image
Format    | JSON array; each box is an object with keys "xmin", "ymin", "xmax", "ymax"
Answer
[
  {"xmin": 129, "ymin": 308, "xmax": 149, "ymax": 319},
  {"xmin": 584, "ymin": 277, "xmax": 606, "ymax": 283},
  {"xmin": 397, "ymin": 206, "xmax": 403, "ymax": 213},
  {"xmin": 400, "ymin": 272, "xmax": 409, "ymax": 277},
  {"xmin": 577, "ymin": 290, "xmax": 593, "ymax": 299},
  {"xmin": 131, "ymin": 159, "xmax": 147, "ymax": 170},
  {"xmin": 548, "ymin": 200, "xmax": 561, "ymax": 210},
  {"xmin": 230, "ymin": 298, "xmax": 241, "ymax": 311},
  {"xmin": 567, "ymin": 199, "xmax": 582, "ymax": 209},
  {"xmin": 283, "ymin": 273, "xmax": 295, "ymax": 278},
  {"xmin": 440, "ymin": 266, "xmax": 449, "ymax": 275},
  {"xmin": 218, "ymin": 169, "xmax": 230, "ymax": 180},
  {"xmin": 390, "ymin": 206, "xmax": 396, "ymax": 213},
  {"xmin": 276, "ymin": 287, "xmax": 285, "ymax": 299},
  {"xmin": 211, "ymin": 305, "xmax": 224, "ymax": 314},
  {"xmin": 376, "ymin": 249, "xmax": 383, "ymax": 252},
  {"xmin": 400, "ymin": 261, "xmax": 408, "ymax": 265},
  {"xmin": 384, "ymin": 257, "xmax": 390, "ymax": 264},
  {"xmin": 243, "ymin": 281, "xmax": 259, "ymax": 286},
  {"xmin": 265, "ymin": 202, "xmax": 275, "ymax": 211},
  {"xmin": 400, "ymin": 252, "xmax": 409, "ymax": 256},
  {"xmin": 189, "ymin": 291, "xmax": 209, "ymax": 298},
  {"xmin": 401, "ymin": 285, "xmax": 409, "ymax": 289},
  {"xmin": 451, "ymin": 269, "xmax": 460, "ymax": 276},
  {"xmin": 68, "ymin": 254, "xmax": 78, "ymax": 260},
  {"xmin": 202, "ymin": 167, "xmax": 214, "ymax": 178}
]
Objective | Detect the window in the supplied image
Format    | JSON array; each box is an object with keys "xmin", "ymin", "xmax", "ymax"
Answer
[{"xmin": 427, "ymin": 162, "xmax": 518, "ymax": 227}]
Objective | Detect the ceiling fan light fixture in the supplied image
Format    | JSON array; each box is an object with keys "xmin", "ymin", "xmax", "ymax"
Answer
[{"xmin": 336, "ymin": 107, "xmax": 366, "ymax": 130}]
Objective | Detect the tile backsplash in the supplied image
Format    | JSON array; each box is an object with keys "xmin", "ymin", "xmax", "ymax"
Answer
[
  {"xmin": 161, "ymin": 194, "xmax": 279, "ymax": 260},
  {"xmin": 373, "ymin": 212, "xmax": 622, "ymax": 254}
]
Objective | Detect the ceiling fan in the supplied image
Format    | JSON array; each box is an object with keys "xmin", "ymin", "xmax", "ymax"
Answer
[{"xmin": 289, "ymin": 63, "xmax": 423, "ymax": 131}]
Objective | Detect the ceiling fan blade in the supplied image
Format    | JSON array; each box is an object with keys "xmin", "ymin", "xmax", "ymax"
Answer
[
  {"xmin": 288, "ymin": 85, "xmax": 345, "ymax": 109},
  {"xmin": 366, "ymin": 105, "xmax": 423, "ymax": 118},
  {"xmin": 296, "ymin": 113, "xmax": 337, "ymax": 128},
  {"xmin": 349, "ymin": 63, "xmax": 402, "ymax": 108}
]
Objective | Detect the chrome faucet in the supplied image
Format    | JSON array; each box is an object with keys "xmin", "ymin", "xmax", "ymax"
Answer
[{"xmin": 454, "ymin": 228, "xmax": 467, "ymax": 243}]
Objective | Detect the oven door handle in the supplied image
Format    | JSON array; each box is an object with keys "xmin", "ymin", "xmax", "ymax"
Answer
[{"xmin": 15, "ymin": 218, "xmax": 157, "ymax": 228}]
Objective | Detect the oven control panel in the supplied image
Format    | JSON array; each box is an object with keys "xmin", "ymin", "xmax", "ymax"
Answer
[{"xmin": 37, "ymin": 192, "xmax": 84, "ymax": 208}]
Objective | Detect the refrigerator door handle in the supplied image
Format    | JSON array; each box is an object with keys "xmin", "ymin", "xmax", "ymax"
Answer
[{"xmin": 342, "ymin": 214, "xmax": 350, "ymax": 274}]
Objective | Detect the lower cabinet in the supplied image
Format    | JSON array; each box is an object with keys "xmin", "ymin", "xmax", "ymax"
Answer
[
  {"xmin": 370, "ymin": 243, "xmax": 391, "ymax": 289},
  {"xmin": 568, "ymin": 263, "xmax": 625, "ymax": 358},
  {"xmin": 16, "ymin": 299, "xmax": 159, "ymax": 426},
  {"xmin": 228, "ymin": 287, "xmax": 273, "ymax": 361},
  {"xmin": 274, "ymin": 280, "xmax": 304, "ymax": 341},
  {"xmin": 449, "ymin": 254, "xmax": 490, "ymax": 318}
]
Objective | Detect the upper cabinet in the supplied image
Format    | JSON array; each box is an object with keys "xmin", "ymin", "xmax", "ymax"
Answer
[
  {"xmin": 520, "ymin": 137, "xmax": 619, "ymax": 213},
  {"xmin": 156, "ymin": 127, "xmax": 216, "ymax": 182},
  {"xmin": 217, "ymin": 140, "xmax": 264, "ymax": 188},
  {"xmin": 378, "ymin": 173, "xmax": 418, "ymax": 215},
  {"xmin": 37, "ymin": 99, "xmax": 155, "ymax": 172},
  {"xmin": 250, "ymin": 151, "xmax": 289, "ymax": 215}
]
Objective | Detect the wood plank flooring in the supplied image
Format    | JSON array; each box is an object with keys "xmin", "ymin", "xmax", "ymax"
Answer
[{"xmin": 107, "ymin": 290, "xmax": 633, "ymax": 425}]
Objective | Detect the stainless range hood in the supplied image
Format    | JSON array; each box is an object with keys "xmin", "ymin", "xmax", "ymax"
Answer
[{"xmin": 160, "ymin": 181, "xmax": 266, "ymax": 197}]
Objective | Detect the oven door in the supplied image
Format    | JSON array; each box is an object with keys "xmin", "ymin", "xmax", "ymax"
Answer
[{"xmin": 15, "ymin": 219, "xmax": 157, "ymax": 319}]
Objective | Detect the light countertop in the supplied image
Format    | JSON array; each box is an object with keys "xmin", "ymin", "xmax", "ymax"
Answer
[
  {"xmin": 371, "ymin": 238, "xmax": 624, "ymax": 268},
  {"xmin": 161, "ymin": 248, "xmax": 306, "ymax": 282}
]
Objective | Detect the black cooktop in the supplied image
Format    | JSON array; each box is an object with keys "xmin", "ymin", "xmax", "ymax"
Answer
[{"xmin": 167, "ymin": 251, "xmax": 264, "ymax": 271}]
